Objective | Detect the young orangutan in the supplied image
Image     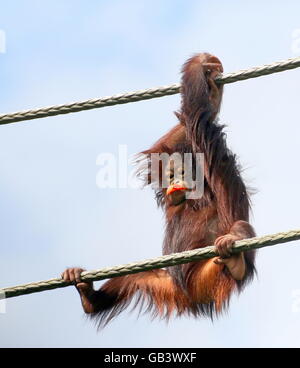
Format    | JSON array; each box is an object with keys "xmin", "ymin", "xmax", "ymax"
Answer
[{"xmin": 62, "ymin": 53, "xmax": 256, "ymax": 327}]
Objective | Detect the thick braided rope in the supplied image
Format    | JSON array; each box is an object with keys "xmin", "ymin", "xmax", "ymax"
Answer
[
  {"xmin": 0, "ymin": 56, "xmax": 299, "ymax": 126},
  {"xmin": 1, "ymin": 229, "xmax": 300, "ymax": 299}
]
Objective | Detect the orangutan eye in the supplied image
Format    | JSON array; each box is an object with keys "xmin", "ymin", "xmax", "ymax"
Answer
[{"xmin": 165, "ymin": 170, "xmax": 174, "ymax": 181}]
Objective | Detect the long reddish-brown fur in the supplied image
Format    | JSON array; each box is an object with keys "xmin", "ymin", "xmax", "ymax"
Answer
[{"xmin": 84, "ymin": 53, "xmax": 256, "ymax": 327}]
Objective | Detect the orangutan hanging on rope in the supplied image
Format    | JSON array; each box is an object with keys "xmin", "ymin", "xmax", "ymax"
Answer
[{"xmin": 62, "ymin": 53, "xmax": 256, "ymax": 328}]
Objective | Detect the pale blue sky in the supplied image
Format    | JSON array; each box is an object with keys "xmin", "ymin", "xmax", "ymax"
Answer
[{"xmin": 0, "ymin": 0, "xmax": 300, "ymax": 348}]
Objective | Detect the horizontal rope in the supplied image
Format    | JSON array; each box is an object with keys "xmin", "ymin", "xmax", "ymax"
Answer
[
  {"xmin": 0, "ymin": 56, "xmax": 299, "ymax": 126},
  {"xmin": 1, "ymin": 229, "xmax": 300, "ymax": 299}
]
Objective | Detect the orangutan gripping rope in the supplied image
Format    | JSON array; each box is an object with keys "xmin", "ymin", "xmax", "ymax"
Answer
[{"xmin": 62, "ymin": 53, "xmax": 256, "ymax": 327}]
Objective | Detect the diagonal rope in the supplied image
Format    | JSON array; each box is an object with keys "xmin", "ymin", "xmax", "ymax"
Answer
[
  {"xmin": 1, "ymin": 229, "xmax": 300, "ymax": 299},
  {"xmin": 0, "ymin": 56, "xmax": 299, "ymax": 126}
]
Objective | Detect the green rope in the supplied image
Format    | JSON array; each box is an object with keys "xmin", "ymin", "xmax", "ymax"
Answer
[
  {"xmin": 1, "ymin": 229, "xmax": 300, "ymax": 299},
  {"xmin": 0, "ymin": 56, "xmax": 299, "ymax": 125}
]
